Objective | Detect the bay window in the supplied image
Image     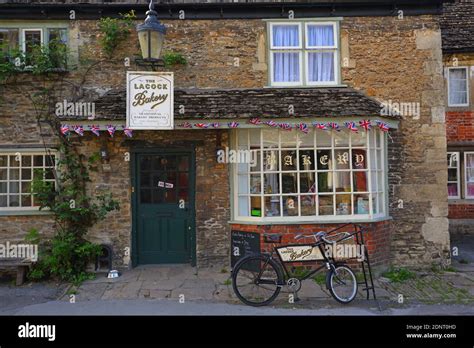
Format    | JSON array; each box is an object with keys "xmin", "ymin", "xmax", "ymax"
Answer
[
  {"xmin": 268, "ymin": 20, "xmax": 340, "ymax": 87},
  {"xmin": 0, "ymin": 152, "xmax": 57, "ymax": 212},
  {"xmin": 234, "ymin": 128, "xmax": 386, "ymax": 221}
]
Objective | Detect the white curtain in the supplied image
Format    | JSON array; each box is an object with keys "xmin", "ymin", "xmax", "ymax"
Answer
[
  {"xmin": 449, "ymin": 69, "xmax": 468, "ymax": 105},
  {"xmin": 273, "ymin": 25, "xmax": 300, "ymax": 83},
  {"xmin": 272, "ymin": 25, "xmax": 299, "ymax": 47},
  {"xmin": 307, "ymin": 25, "xmax": 334, "ymax": 47},
  {"xmin": 308, "ymin": 52, "xmax": 334, "ymax": 82},
  {"xmin": 274, "ymin": 52, "xmax": 299, "ymax": 82},
  {"xmin": 307, "ymin": 25, "xmax": 335, "ymax": 82}
]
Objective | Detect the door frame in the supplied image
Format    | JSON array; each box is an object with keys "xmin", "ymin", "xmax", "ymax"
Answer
[{"xmin": 130, "ymin": 145, "xmax": 197, "ymax": 267}]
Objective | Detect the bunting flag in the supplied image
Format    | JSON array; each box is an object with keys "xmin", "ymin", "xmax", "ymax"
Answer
[
  {"xmin": 210, "ymin": 122, "xmax": 220, "ymax": 128},
  {"xmin": 123, "ymin": 127, "xmax": 133, "ymax": 138},
  {"xmin": 344, "ymin": 121, "xmax": 358, "ymax": 133},
  {"xmin": 106, "ymin": 125, "xmax": 116, "ymax": 137},
  {"xmin": 265, "ymin": 120, "xmax": 278, "ymax": 128},
  {"xmin": 60, "ymin": 125, "xmax": 70, "ymax": 136},
  {"xmin": 73, "ymin": 125, "xmax": 84, "ymax": 136},
  {"xmin": 279, "ymin": 123, "xmax": 292, "ymax": 131},
  {"xmin": 89, "ymin": 125, "xmax": 100, "ymax": 137},
  {"xmin": 228, "ymin": 121, "xmax": 239, "ymax": 128},
  {"xmin": 194, "ymin": 123, "xmax": 209, "ymax": 129},
  {"xmin": 177, "ymin": 122, "xmax": 193, "ymax": 128},
  {"xmin": 328, "ymin": 122, "xmax": 341, "ymax": 132},
  {"xmin": 375, "ymin": 120, "xmax": 390, "ymax": 132},
  {"xmin": 359, "ymin": 119, "xmax": 372, "ymax": 131},
  {"xmin": 314, "ymin": 122, "xmax": 328, "ymax": 131},
  {"xmin": 248, "ymin": 118, "xmax": 262, "ymax": 125},
  {"xmin": 297, "ymin": 123, "xmax": 309, "ymax": 134}
]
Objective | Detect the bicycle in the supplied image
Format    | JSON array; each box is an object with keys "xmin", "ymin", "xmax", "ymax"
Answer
[{"xmin": 231, "ymin": 230, "xmax": 359, "ymax": 307}]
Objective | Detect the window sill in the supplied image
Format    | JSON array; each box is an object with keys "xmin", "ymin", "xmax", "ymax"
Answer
[
  {"xmin": 0, "ymin": 210, "xmax": 53, "ymax": 216},
  {"xmin": 264, "ymin": 84, "xmax": 348, "ymax": 89},
  {"xmin": 229, "ymin": 216, "xmax": 392, "ymax": 225},
  {"xmin": 448, "ymin": 199, "xmax": 474, "ymax": 204}
]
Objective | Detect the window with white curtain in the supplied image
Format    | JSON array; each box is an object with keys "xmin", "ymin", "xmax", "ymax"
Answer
[
  {"xmin": 447, "ymin": 152, "xmax": 460, "ymax": 199},
  {"xmin": 269, "ymin": 21, "xmax": 339, "ymax": 87},
  {"xmin": 233, "ymin": 128, "xmax": 386, "ymax": 221},
  {"xmin": 448, "ymin": 67, "xmax": 469, "ymax": 107},
  {"xmin": 465, "ymin": 152, "xmax": 474, "ymax": 199}
]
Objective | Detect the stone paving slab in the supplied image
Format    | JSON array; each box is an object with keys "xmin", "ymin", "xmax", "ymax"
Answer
[{"xmin": 70, "ymin": 265, "xmax": 474, "ymax": 307}]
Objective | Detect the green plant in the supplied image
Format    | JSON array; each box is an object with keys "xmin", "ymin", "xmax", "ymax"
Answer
[
  {"xmin": 162, "ymin": 52, "xmax": 187, "ymax": 67},
  {"xmin": 312, "ymin": 273, "xmax": 326, "ymax": 285},
  {"xmin": 382, "ymin": 267, "xmax": 415, "ymax": 283},
  {"xmin": 98, "ymin": 11, "xmax": 136, "ymax": 58},
  {"xmin": 220, "ymin": 267, "xmax": 228, "ymax": 273},
  {"xmin": 223, "ymin": 279, "xmax": 232, "ymax": 286}
]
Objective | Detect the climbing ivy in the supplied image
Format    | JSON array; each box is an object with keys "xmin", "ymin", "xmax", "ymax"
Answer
[{"xmin": 98, "ymin": 11, "xmax": 136, "ymax": 59}]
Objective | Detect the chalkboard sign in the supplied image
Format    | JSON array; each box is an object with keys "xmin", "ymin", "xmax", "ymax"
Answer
[{"xmin": 231, "ymin": 230, "xmax": 261, "ymax": 270}]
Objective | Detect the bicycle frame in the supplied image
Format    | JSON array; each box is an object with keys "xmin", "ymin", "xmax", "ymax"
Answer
[
  {"xmin": 256, "ymin": 241, "xmax": 335, "ymax": 287},
  {"xmin": 257, "ymin": 223, "xmax": 369, "ymax": 287}
]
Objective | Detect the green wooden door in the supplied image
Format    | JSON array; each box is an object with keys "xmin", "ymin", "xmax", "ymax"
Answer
[{"xmin": 135, "ymin": 151, "xmax": 195, "ymax": 264}]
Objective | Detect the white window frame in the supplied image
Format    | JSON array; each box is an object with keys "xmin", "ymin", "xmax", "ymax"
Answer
[
  {"xmin": 21, "ymin": 28, "xmax": 44, "ymax": 53},
  {"xmin": 269, "ymin": 22, "xmax": 303, "ymax": 86},
  {"xmin": 268, "ymin": 20, "xmax": 340, "ymax": 87},
  {"xmin": 231, "ymin": 128, "xmax": 386, "ymax": 222},
  {"xmin": 447, "ymin": 151, "xmax": 461, "ymax": 199},
  {"xmin": 0, "ymin": 150, "xmax": 58, "ymax": 213},
  {"xmin": 447, "ymin": 67, "xmax": 470, "ymax": 107},
  {"xmin": 465, "ymin": 152, "xmax": 474, "ymax": 199}
]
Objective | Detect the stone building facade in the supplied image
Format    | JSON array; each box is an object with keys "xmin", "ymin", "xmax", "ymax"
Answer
[
  {"xmin": 441, "ymin": 1, "xmax": 474, "ymax": 236},
  {"xmin": 0, "ymin": 0, "xmax": 451, "ymax": 271}
]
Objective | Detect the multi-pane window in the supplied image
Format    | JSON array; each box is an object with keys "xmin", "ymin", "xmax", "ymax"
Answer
[
  {"xmin": 0, "ymin": 152, "xmax": 56, "ymax": 210},
  {"xmin": 465, "ymin": 152, "xmax": 474, "ymax": 199},
  {"xmin": 448, "ymin": 67, "xmax": 469, "ymax": 106},
  {"xmin": 269, "ymin": 21, "xmax": 339, "ymax": 86},
  {"xmin": 447, "ymin": 152, "xmax": 460, "ymax": 199},
  {"xmin": 234, "ymin": 128, "xmax": 385, "ymax": 221},
  {"xmin": 0, "ymin": 26, "xmax": 68, "ymax": 68}
]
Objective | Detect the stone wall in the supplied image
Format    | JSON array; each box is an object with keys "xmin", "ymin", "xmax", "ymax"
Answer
[{"xmin": 0, "ymin": 14, "xmax": 450, "ymax": 269}]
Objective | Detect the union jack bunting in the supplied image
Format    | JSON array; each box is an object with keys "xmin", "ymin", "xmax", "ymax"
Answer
[
  {"xmin": 194, "ymin": 123, "xmax": 209, "ymax": 129},
  {"xmin": 344, "ymin": 121, "xmax": 358, "ymax": 133},
  {"xmin": 248, "ymin": 118, "xmax": 262, "ymax": 125},
  {"xmin": 376, "ymin": 120, "xmax": 390, "ymax": 132},
  {"xmin": 328, "ymin": 122, "xmax": 341, "ymax": 131},
  {"xmin": 177, "ymin": 122, "xmax": 193, "ymax": 128},
  {"xmin": 106, "ymin": 125, "xmax": 116, "ymax": 137},
  {"xmin": 123, "ymin": 127, "xmax": 133, "ymax": 138},
  {"xmin": 359, "ymin": 119, "xmax": 372, "ymax": 131},
  {"xmin": 298, "ymin": 123, "xmax": 309, "ymax": 134},
  {"xmin": 265, "ymin": 120, "xmax": 278, "ymax": 128},
  {"xmin": 60, "ymin": 125, "xmax": 70, "ymax": 136},
  {"xmin": 228, "ymin": 121, "xmax": 239, "ymax": 128},
  {"xmin": 210, "ymin": 122, "xmax": 220, "ymax": 128},
  {"xmin": 89, "ymin": 125, "xmax": 100, "ymax": 136},
  {"xmin": 314, "ymin": 122, "xmax": 328, "ymax": 131},
  {"xmin": 73, "ymin": 125, "xmax": 84, "ymax": 136},
  {"xmin": 278, "ymin": 123, "xmax": 292, "ymax": 131}
]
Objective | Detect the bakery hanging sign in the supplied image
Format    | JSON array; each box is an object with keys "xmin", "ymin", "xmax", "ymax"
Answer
[{"xmin": 126, "ymin": 71, "xmax": 174, "ymax": 130}]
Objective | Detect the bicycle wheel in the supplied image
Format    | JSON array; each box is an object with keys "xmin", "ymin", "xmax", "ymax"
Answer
[
  {"xmin": 232, "ymin": 254, "xmax": 283, "ymax": 307},
  {"xmin": 327, "ymin": 264, "xmax": 358, "ymax": 304}
]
